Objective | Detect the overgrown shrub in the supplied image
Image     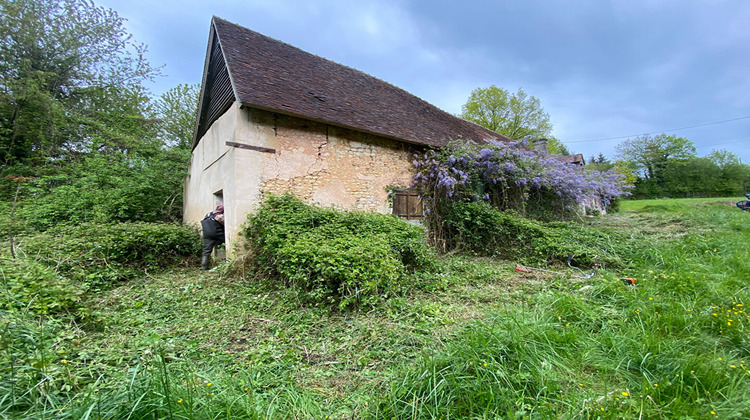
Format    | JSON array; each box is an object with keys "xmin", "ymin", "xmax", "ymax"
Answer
[
  {"xmin": 442, "ymin": 201, "xmax": 630, "ymax": 267},
  {"xmin": 244, "ymin": 194, "xmax": 435, "ymax": 309},
  {"xmin": 15, "ymin": 222, "xmax": 201, "ymax": 290},
  {"xmin": 412, "ymin": 140, "xmax": 631, "ymax": 247},
  {"xmin": 0, "ymin": 257, "xmax": 85, "ymax": 315}
]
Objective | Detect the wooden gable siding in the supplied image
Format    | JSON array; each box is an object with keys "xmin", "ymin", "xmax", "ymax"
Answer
[{"xmin": 194, "ymin": 26, "xmax": 236, "ymax": 145}]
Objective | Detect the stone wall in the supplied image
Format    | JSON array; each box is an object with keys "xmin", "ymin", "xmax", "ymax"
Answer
[
  {"xmin": 185, "ymin": 105, "xmax": 418, "ymax": 256},
  {"xmin": 259, "ymin": 112, "xmax": 416, "ymax": 214}
]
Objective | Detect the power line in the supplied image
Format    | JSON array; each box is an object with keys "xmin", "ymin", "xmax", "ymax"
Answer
[{"xmin": 565, "ymin": 115, "xmax": 750, "ymax": 144}]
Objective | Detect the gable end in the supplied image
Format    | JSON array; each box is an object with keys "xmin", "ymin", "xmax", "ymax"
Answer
[{"xmin": 192, "ymin": 22, "xmax": 238, "ymax": 149}]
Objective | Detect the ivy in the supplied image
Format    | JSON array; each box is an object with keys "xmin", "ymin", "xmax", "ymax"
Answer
[{"xmin": 243, "ymin": 194, "xmax": 436, "ymax": 310}]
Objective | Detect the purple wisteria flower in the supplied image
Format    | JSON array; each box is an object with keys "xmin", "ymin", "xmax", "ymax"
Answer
[{"xmin": 411, "ymin": 140, "xmax": 631, "ymax": 218}]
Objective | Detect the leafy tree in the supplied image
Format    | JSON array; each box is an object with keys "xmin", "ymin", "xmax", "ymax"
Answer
[
  {"xmin": 0, "ymin": 0, "xmax": 159, "ymax": 169},
  {"xmin": 0, "ymin": 1, "xmax": 196, "ymax": 226},
  {"xmin": 546, "ymin": 137, "xmax": 570, "ymax": 155},
  {"xmin": 461, "ymin": 86, "xmax": 552, "ymax": 140},
  {"xmin": 615, "ymin": 134, "xmax": 696, "ymax": 180},
  {"xmin": 707, "ymin": 149, "xmax": 742, "ymax": 168},
  {"xmin": 586, "ymin": 154, "xmax": 637, "ymax": 190},
  {"xmin": 153, "ymin": 83, "xmax": 200, "ymax": 149}
]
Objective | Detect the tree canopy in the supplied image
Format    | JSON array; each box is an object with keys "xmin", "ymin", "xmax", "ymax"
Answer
[
  {"xmin": 461, "ymin": 86, "xmax": 552, "ymax": 141},
  {"xmin": 612, "ymin": 133, "xmax": 749, "ymax": 198},
  {"xmin": 615, "ymin": 134, "xmax": 696, "ymax": 180},
  {"xmin": 0, "ymin": 0, "xmax": 160, "ymax": 169},
  {"xmin": 153, "ymin": 83, "xmax": 200, "ymax": 149},
  {"xmin": 0, "ymin": 0, "xmax": 197, "ymax": 227}
]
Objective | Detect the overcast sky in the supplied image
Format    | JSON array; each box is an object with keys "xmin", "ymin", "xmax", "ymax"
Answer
[{"xmin": 96, "ymin": 0, "xmax": 750, "ymax": 163}]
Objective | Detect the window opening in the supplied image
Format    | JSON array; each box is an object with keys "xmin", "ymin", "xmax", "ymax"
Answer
[{"xmin": 392, "ymin": 190, "xmax": 423, "ymax": 220}]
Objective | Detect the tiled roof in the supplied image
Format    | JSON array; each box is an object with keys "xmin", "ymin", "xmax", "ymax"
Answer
[
  {"xmin": 198, "ymin": 17, "xmax": 510, "ymax": 148},
  {"xmin": 556, "ymin": 153, "xmax": 586, "ymax": 166}
]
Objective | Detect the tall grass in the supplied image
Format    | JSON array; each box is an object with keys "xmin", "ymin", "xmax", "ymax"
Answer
[
  {"xmin": 375, "ymin": 200, "xmax": 750, "ymax": 419},
  {"xmin": 1, "ymin": 198, "xmax": 748, "ymax": 419}
]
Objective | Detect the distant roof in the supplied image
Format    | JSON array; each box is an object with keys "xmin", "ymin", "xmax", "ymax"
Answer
[
  {"xmin": 556, "ymin": 153, "xmax": 586, "ymax": 166},
  {"xmin": 192, "ymin": 17, "xmax": 511, "ymax": 149}
]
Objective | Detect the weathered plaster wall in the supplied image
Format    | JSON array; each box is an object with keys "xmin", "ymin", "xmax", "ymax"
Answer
[
  {"xmin": 260, "ymin": 112, "xmax": 415, "ymax": 214},
  {"xmin": 185, "ymin": 106, "xmax": 416, "ymax": 256}
]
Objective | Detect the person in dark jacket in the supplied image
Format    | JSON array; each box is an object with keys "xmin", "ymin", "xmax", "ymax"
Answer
[{"xmin": 200, "ymin": 205, "xmax": 225, "ymax": 270}]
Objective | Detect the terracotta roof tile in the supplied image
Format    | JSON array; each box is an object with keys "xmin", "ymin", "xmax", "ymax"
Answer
[
  {"xmin": 208, "ymin": 17, "xmax": 510, "ymax": 148},
  {"xmin": 555, "ymin": 153, "xmax": 586, "ymax": 166}
]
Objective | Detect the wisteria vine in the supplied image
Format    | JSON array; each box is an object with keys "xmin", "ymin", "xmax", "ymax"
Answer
[{"xmin": 412, "ymin": 140, "xmax": 631, "ymax": 220}]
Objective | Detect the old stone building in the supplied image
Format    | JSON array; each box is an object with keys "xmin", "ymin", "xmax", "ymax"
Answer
[{"xmin": 184, "ymin": 17, "xmax": 510, "ymax": 254}]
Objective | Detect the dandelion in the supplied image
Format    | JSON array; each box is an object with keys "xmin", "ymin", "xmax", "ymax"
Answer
[
  {"xmin": 711, "ymin": 411, "xmax": 716, "ymax": 415},
  {"xmin": 731, "ymin": 365, "xmax": 737, "ymax": 368},
  {"xmin": 177, "ymin": 399, "xmax": 182, "ymax": 403},
  {"xmin": 675, "ymin": 374, "xmax": 680, "ymax": 377},
  {"xmin": 653, "ymin": 383, "xmax": 658, "ymax": 387},
  {"xmin": 713, "ymin": 313, "xmax": 718, "ymax": 316},
  {"xmin": 566, "ymin": 323, "xmax": 570, "ymax": 327},
  {"xmin": 483, "ymin": 363, "xmax": 488, "ymax": 367},
  {"xmin": 649, "ymin": 297, "xmax": 653, "ymax": 300},
  {"xmin": 579, "ymin": 383, "xmax": 583, "ymax": 386},
  {"xmin": 244, "ymin": 387, "xmax": 249, "ymax": 391},
  {"xmin": 635, "ymin": 309, "xmax": 641, "ymax": 313},
  {"xmin": 718, "ymin": 357, "xmax": 723, "ymax": 361},
  {"xmin": 621, "ymin": 391, "xmax": 629, "ymax": 397},
  {"xmin": 206, "ymin": 382, "xmax": 212, "ymax": 387}
]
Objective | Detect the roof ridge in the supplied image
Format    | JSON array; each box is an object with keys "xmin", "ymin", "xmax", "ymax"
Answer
[{"xmin": 196, "ymin": 17, "xmax": 511, "ymax": 148}]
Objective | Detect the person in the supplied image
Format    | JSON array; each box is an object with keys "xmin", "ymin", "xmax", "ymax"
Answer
[{"xmin": 200, "ymin": 205, "xmax": 225, "ymax": 270}]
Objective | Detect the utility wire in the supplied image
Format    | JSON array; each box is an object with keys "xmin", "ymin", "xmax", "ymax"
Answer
[{"xmin": 565, "ymin": 115, "xmax": 750, "ymax": 144}]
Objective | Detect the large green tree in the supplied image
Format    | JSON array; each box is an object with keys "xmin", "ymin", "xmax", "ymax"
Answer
[
  {"xmin": 0, "ymin": 0, "xmax": 200, "ymax": 226},
  {"xmin": 461, "ymin": 86, "xmax": 552, "ymax": 141},
  {"xmin": 152, "ymin": 83, "xmax": 200, "ymax": 149},
  {"xmin": 615, "ymin": 134, "xmax": 696, "ymax": 180},
  {"xmin": 0, "ymin": 0, "xmax": 159, "ymax": 169}
]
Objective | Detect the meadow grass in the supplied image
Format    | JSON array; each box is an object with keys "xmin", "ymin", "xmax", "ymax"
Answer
[{"xmin": 1, "ymin": 198, "xmax": 748, "ymax": 418}]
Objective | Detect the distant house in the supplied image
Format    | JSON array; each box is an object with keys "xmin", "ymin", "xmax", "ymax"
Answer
[{"xmin": 184, "ymin": 17, "xmax": 509, "ymax": 254}]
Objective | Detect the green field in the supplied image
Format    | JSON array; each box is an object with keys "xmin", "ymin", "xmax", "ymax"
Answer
[
  {"xmin": 2, "ymin": 198, "xmax": 749, "ymax": 419},
  {"xmin": 619, "ymin": 196, "xmax": 746, "ymax": 211}
]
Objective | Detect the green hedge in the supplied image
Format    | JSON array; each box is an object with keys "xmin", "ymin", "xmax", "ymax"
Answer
[
  {"xmin": 442, "ymin": 201, "xmax": 630, "ymax": 267},
  {"xmin": 15, "ymin": 222, "xmax": 201, "ymax": 290},
  {"xmin": 243, "ymin": 194, "xmax": 435, "ymax": 309}
]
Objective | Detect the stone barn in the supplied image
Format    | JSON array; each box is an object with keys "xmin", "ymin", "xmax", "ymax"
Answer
[{"xmin": 184, "ymin": 17, "xmax": 510, "ymax": 254}]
